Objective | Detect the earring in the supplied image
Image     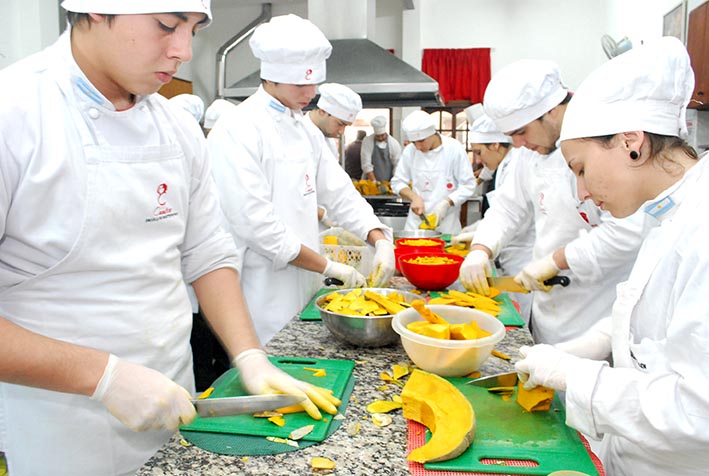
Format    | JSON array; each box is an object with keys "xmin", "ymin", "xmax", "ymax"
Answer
[{"xmin": 629, "ymin": 150, "xmax": 639, "ymax": 160}]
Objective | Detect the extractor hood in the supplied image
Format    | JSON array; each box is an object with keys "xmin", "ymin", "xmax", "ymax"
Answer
[{"xmin": 222, "ymin": 38, "xmax": 443, "ymax": 108}]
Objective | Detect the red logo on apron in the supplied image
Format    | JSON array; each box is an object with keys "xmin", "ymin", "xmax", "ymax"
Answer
[
  {"xmin": 154, "ymin": 183, "xmax": 173, "ymax": 216},
  {"xmin": 446, "ymin": 182, "xmax": 453, "ymax": 190},
  {"xmin": 305, "ymin": 69, "xmax": 313, "ymax": 81}
]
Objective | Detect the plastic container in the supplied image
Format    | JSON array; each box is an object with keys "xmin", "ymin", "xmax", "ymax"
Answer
[
  {"xmin": 315, "ymin": 288, "xmax": 420, "ymax": 347},
  {"xmin": 392, "ymin": 305, "xmax": 505, "ymax": 377},
  {"xmin": 319, "ymin": 228, "xmax": 373, "ymax": 276},
  {"xmin": 398, "ymin": 251, "xmax": 463, "ymax": 290},
  {"xmin": 394, "ymin": 237, "xmax": 445, "ymax": 273}
]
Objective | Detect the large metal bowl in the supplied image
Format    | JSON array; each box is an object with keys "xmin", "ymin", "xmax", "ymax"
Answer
[
  {"xmin": 315, "ymin": 288, "xmax": 421, "ymax": 347},
  {"xmin": 394, "ymin": 229, "xmax": 442, "ymax": 240}
]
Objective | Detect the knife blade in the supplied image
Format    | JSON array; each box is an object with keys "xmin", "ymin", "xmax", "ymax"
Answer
[
  {"xmin": 419, "ymin": 213, "xmax": 432, "ymax": 228},
  {"xmin": 487, "ymin": 275, "xmax": 571, "ymax": 294},
  {"xmin": 466, "ymin": 371, "xmax": 520, "ymax": 388},
  {"xmin": 191, "ymin": 394, "xmax": 305, "ymax": 418}
]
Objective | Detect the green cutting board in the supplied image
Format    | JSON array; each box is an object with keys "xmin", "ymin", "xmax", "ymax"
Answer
[
  {"xmin": 180, "ymin": 356, "xmax": 355, "ymax": 443},
  {"xmin": 299, "ymin": 288, "xmax": 334, "ymax": 321},
  {"xmin": 423, "ymin": 378, "xmax": 598, "ymax": 475}
]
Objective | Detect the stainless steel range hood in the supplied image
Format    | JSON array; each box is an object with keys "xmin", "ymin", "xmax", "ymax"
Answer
[{"xmin": 222, "ymin": 38, "xmax": 442, "ymax": 108}]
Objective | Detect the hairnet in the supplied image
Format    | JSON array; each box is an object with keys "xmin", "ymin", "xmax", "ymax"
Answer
[
  {"xmin": 60, "ymin": 0, "xmax": 212, "ymax": 25},
  {"xmin": 484, "ymin": 59, "xmax": 568, "ymax": 133},
  {"xmin": 402, "ymin": 110, "xmax": 437, "ymax": 142},
  {"xmin": 560, "ymin": 36, "xmax": 694, "ymax": 141},
  {"xmin": 249, "ymin": 14, "xmax": 331, "ymax": 85},
  {"xmin": 317, "ymin": 83, "xmax": 362, "ymax": 122}
]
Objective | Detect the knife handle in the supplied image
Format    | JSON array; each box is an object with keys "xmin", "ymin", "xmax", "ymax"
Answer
[
  {"xmin": 544, "ymin": 276, "xmax": 570, "ymax": 287},
  {"xmin": 323, "ymin": 277, "xmax": 345, "ymax": 286}
]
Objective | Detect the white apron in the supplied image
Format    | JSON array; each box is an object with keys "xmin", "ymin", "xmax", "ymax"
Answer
[
  {"xmin": 240, "ymin": 111, "xmax": 321, "ymax": 344},
  {"xmin": 0, "ymin": 85, "xmax": 194, "ymax": 474}
]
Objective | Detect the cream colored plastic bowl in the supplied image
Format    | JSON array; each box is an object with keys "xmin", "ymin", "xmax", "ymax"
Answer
[{"xmin": 391, "ymin": 305, "xmax": 505, "ymax": 377}]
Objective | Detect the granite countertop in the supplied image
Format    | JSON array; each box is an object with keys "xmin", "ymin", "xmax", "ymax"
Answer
[{"xmin": 138, "ymin": 286, "xmax": 533, "ymax": 476}]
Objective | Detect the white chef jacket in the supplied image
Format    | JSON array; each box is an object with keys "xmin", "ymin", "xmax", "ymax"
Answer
[
  {"xmin": 564, "ymin": 153, "xmax": 709, "ymax": 476},
  {"xmin": 390, "ymin": 137, "xmax": 476, "ymax": 234},
  {"xmin": 0, "ymin": 31, "xmax": 240, "ymax": 475},
  {"xmin": 473, "ymin": 148, "xmax": 649, "ymax": 344},
  {"xmin": 486, "ymin": 149, "xmax": 535, "ymax": 322},
  {"xmin": 361, "ymin": 134, "xmax": 402, "ymax": 175},
  {"xmin": 208, "ymin": 86, "xmax": 390, "ymax": 344}
]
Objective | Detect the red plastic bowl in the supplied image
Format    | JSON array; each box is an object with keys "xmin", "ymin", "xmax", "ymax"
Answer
[
  {"xmin": 398, "ymin": 251, "xmax": 464, "ymax": 291},
  {"xmin": 394, "ymin": 238, "xmax": 446, "ymax": 273}
]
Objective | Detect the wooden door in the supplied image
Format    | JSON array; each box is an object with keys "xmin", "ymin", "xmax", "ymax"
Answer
[{"xmin": 687, "ymin": 1, "xmax": 709, "ymax": 109}]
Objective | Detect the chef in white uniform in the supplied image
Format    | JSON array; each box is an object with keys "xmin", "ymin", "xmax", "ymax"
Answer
[
  {"xmin": 208, "ymin": 15, "xmax": 396, "ymax": 344},
  {"xmin": 306, "ymin": 82, "xmax": 360, "ymax": 159},
  {"xmin": 460, "ymin": 60, "xmax": 649, "ymax": 344},
  {"xmin": 0, "ymin": 3, "xmax": 339, "ymax": 475},
  {"xmin": 391, "ymin": 110, "xmax": 476, "ymax": 234},
  {"xmin": 457, "ymin": 111, "xmax": 536, "ymax": 322},
  {"xmin": 516, "ymin": 37, "xmax": 709, "ymax": 476},
  {"xmin": 361, "ymin": 115, "xmax": 403, "ymax": 182},
  {"xmin": 203, "ymin": 98, "xmax": 238, "ymax": 135}
]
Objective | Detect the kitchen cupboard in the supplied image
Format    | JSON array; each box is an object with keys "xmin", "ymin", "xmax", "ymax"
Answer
[{"xmin": 687, "ymin": 1, "xmax": 709, "ymax": 109}]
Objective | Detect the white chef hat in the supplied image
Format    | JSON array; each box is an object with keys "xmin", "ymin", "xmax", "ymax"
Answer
[
  {"xmin": 249, "ymin": 14, "xmax": 332, "ymax": 85},
  {"xmin": 484, "ymin": 59, "xmax": 568, "ymax": 133},
  {"xmin": 169, "ymin": 94, "xmax": 204, "ymax": 123},
  {"xmin": 469, "ymin": 114, "xmax": 512, "ymax": 144},
  {"xmin": 60, "ymin": 0, "xmax": 212, "ymax": 24},
  {"xmin": 203, "ymin": 98, "xmax": 237, "ymax": 129},
  {"xmin": 371, "ymin": 116, "xmax": 388, "ymax": 134},
  {"xmin": 464, "ymin": 103, "xmax": 485, "ymax": 125},
  {"xmin": 560, "ymin": 37, "xmax": 694, "ymax": 142},
  {"xmin": 402, "ymin": 110, "xmax": 437, "ymax": 142},
  {"xmin": 317, "ymin": 83, "xmax": 362, "ymax": 123}
]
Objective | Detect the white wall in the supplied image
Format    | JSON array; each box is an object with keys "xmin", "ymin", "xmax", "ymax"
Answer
[{"xmin": 0, "ymin": 0, "xmax": 60, "ymax": 70}]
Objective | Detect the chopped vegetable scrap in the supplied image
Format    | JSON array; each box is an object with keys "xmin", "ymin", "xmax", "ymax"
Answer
[
  {"xmin": 266, "ymin": 436, "xmax": 299, "ymax": 448},
  {"xmin": 365, "ymin": 399, "xmax": 403, "ymax": 414},
  {"xmin": 380, "ymin": 362, "xmax": 413, "ymax": 387},
  {"xmin": 411, "ymin": 300, "xmax": 448, "ymax": 324},
  {"xmin": 491, "ymin": 349, "xmax": 511, "ymax": 361},
  {"xmin": 195, "ymin": 387, "xmax": 214, "ymax": 399},
  {"xmin": 371, "ymin": 413, "xmax": 393, "ymax": 427},
  {"xmin": 311, "ymin": 457, "xmax": 336, "ymax": 471},
  {"xmin": 320, "ymin": 289, "xmax": 410, "ymax": 317},
  {"xmin": 179, "ymin": 438, "xmax": 192, "ymax": 447},
  {"xmin": 346, "ymin": 421, "xmax": 361, "ymax": 436},
  {"xmin": 289, "ymin": 424, "xmax": 315, "ymax": 440},
  {"xmin": 267, "ymin": 415, "xmax": 286, "ymax": 427},
  {"xmin": 303, "ymin": 367, "xmax": 327, "ymax": 377},
  {"xmin": 517, "ymin": 383, "xmax": 555, "ymax": 412},
  {"xmin": 428, "ymin": 289, "xmax": 502, "ymax": 316}
]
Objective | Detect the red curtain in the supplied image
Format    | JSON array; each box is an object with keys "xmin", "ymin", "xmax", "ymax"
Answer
[{"xmin": 422, "ymin": 48, "xmax": 491, "ymax": 105}]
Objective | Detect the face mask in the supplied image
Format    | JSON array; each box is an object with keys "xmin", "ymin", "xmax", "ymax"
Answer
[
  {"xmin": 478, "ymin": 166, "xmax": 495, "ymax": 181},
  {"xmin": 376, "ymin": 141, "xmax": 387, "ymax": 149}
]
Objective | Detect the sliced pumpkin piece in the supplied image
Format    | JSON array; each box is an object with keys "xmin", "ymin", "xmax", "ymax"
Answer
[
  {"xmin": 411, "ymin": 300, "xmax": 448, "ymax": 324},
  {"xmin": 311, "ymin": 457, "xmax": 336, "ymax": 470},
  {"xmin": 401, "ymin": 369, "xmax": 476, "ymax": 463},
  {"xmin": 517, "ymin": 382, "xmax": 555, "ymax": 412}
]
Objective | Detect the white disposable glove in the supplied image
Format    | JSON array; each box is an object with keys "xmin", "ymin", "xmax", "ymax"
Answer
[
  {"xmin": 451, "ymin": 221, "xmax": 480, "ymax": 245},
  {"xmin": 319, "ymin": 207, "xmax": 337, "ymax": 228},
  {"xmin": 515, "ymin": 344, "xmax": 582, "ymax": 391},
  {"xmin": 459, "ymin": 249, "xmax": 492, "ymax": 295},
  {"xmin": 430, "ymin": 199, "xmax": 451, "ymax": 222},
  {"xmin": 233, "ymin": 349, "xmax": 340, "ymax": 420},
  {"xmin": 554, "ymin": 318, "xmax": 612, "ymax": 361},
  {"xmin": 91, "ymin": 354, "xmax": 196, "ymax": 431},
  {"xmin": 515, "ymin": 253, "xmax": 560, "ymax": 291},
  {"xmin": 369, "ymin": 240, "xmax": 396, "ymax": 287},
  {"xmin": 323, "ymin": 260, "xmax": 367, "ymax": 288}
]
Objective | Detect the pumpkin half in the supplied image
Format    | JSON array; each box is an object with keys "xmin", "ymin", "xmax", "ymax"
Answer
[{"xmin": 401, "ymin": 369, "xmax": 476, "ymax": 463}]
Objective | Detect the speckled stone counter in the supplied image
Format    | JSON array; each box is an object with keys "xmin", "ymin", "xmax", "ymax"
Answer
[{"xmin": 138, "ymin": 287, "xmax": 533, "ymax": 476}]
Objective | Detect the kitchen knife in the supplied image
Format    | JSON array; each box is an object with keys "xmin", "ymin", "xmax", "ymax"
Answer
[
  {"xmin": 466, "ymin": 371, "xmax": 520, "ymax": 388},
  {"xmin": 487, "ymin": 275, "xmax": 570, "ymax": 294},
  {"xmin": 191, "ymin": 394, "xmax": 305, "ymax": 418},
  {"xmin": 419, "ymin": 213, "xmax": 432, "ymax": 228}
]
